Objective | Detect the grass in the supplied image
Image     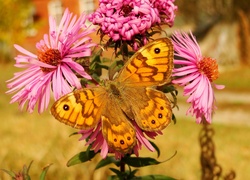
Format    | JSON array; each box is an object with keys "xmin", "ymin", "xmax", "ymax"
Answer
[{"xmin": 0, "ymin": 63, "xmax": 250, "ymax": 179}]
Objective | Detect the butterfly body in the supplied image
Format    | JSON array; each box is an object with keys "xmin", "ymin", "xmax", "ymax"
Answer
[{"xmin": 51, "ymin": 38, "xmax": 174, "ymax": 153}]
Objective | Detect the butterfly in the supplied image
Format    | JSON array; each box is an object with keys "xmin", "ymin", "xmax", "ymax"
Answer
[{"xmin": 51, "ymin": 38, "xmax": 174, "ymax": 154}]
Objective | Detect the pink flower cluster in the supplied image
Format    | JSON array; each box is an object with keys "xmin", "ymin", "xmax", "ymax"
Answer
[
  {"xmin": 150, "ymin": 0, "xmax": 177, "ymax": 27},
  {"xmin": 89, "ymin": 0, "xmax": 177, "ymax": 42}
]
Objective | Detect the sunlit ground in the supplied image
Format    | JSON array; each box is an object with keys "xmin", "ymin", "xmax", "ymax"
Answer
[{"xmin": 0, "ymin": 63, "xmax": 250, "ymax": 179}]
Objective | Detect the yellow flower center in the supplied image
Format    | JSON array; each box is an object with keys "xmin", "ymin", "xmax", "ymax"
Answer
[
  {"xmin": 198, "ymin": 57, "xmax": 219, "ymax": 82},
  {"xmin": 38, "ymin": 49, "xmax": 61, "ymax": 72}
]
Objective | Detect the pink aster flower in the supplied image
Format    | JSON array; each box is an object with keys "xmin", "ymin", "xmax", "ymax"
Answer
[
  {"xmin": 6, "ymin": 9, "xmax": 96, "ymax": 113},
  {"xmin": 89, "ymin": 0, "xmax": 176, "ymax": 49},
  {"xmin": 78, "ymin": 121, "xmax": 159, "ymax": 159},
  {"xmin": 171, "ymin": 31, "xmax": 225, "ymax": 123}
]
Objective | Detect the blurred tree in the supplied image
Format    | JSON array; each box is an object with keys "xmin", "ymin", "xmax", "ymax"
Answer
[
  {"xmin": 0, "ymin": 0, "xmax": 34, "ymax": 63},
  {"xmin": 176, "ymin": 0, "xmax": 234, "ymax": 39},
  {"xmin": 176, "ymin": 0, "xmax": 250, "ymax": 66},
  {"xmin": 234, "ymin": 0, "xmax": 250, "ymax": 66}
]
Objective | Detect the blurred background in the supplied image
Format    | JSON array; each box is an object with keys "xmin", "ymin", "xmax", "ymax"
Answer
[{"xmin": 0, "ymin": 0, "xmax": 250, "ymax": 179}]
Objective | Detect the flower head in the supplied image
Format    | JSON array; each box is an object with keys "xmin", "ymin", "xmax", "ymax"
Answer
[
  {"xmin": 6, "ymin": 9, "xmax": 96, "ymax": 113},
  {"xmin": 171, "ymin": 31, "xmax": 224, "ymax": 123},
  {"xmin": 150, "ymin": 0, "xmax": 177, "ymax": 27},
  {"xmin": 89, "ymin": 0, "xmax": 177, "ymax": 49},
  {"xmin": 78, "ymin": 121, "xmax": 160, "ymax": 159}
]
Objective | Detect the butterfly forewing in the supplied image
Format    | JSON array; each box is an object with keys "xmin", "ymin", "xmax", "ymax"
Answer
[
  {"xmin": 115, "ymin": 38, "xmax": 173, "ymax": 86},
  {"xmin": 51, "ymin": 87, "xmax": 107, "ymax": 129}
]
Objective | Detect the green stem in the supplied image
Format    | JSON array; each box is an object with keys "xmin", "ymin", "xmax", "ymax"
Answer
[{"xmin": 120, "ymin": 159, "xmax": 125, "ymax": 173}]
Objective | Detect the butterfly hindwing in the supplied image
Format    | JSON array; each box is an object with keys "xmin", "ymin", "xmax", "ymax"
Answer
[
  {"xmin": 101, "ymin": 98, "xmax": 136, "ymax": 153},
  {"xmin": 121, "ymin": 87, "xmax": 172, "ymax": 132}
]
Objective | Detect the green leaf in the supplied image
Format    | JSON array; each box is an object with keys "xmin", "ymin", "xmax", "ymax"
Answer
[
  {"xmin": 108, "ymin": 167, "xmax": 140, "ymax": 180},
  {"xmin": 134, "ymin": 175, "xmax": 177, "ymax": 180},
  {"xmin": 95, "ymin": 156, "xmax": 120, "ymax": 170},
  {"xmin": 123, "ymin": 157, "xmax": 161, "ymax": 167},
  {"xmin": 67, "ymin": 150, "xmax": 97, "ymax": 167},
  {"xmin": 109, "ymin": 167, "xmax": 124, "ymax": 179},
  {"xmin": 1, "ymin": 161, "xmax": 34, "ymax": 180},
  {"xmin": 123, "ymin": 151, "xmax": 177, "ymax": 168},
  {"xmin": 0, "ymin": 169, "xmax": 15, "ymax": 177},
  {"xmin": 69, "ymin": 131, "xmax": 79, "ymax": 137},
  {"xmin": 108, "ymin": 60, "xmax": 124, "ymax": 80},
  {"xmin": 149, "ymin": 141, "xmax": 161, "ymax": 158},
  {"xmin": 22, "ymin": 162, "xmax": 32, "ymax": 180},
  {"xmin": 39, "ymin": 163, "xmax": 53, "ymax": 180},
  {"xmin": 172, "ymin": 113, "xmax": 177, "ymax": 124},
  {"xmin": 107, "ymin": 175, "xmax": 119, "ymax": 180},
  {"xmin": 130, "ymin": 169, "xmax": 139, "ymax": 177},
  {"xmin": 88, "ymin": 53, "xmax": 109, "ymax": 81},
  {"xmin": 161, "ymin": 84, "xmax": 177, "ymax": 94},
  {"xmin": 26, "ymin": 161, "xmax": 33, "ymax": 174},
  {"xmin": 91, "ymin": 53, "xmax": 101, "ymax": 62},
  {"xmin": 109, "ymin": 167, "xmax": 121, "ymax": 175}
]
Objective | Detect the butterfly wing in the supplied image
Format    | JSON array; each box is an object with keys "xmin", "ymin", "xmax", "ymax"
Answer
[
  {"xmin": 115, "ymin": 38, "xmax": 173, "ymax": 86},
  {"xmin": 51, "ymin": 87, "xmax": 107, "ymax": 129},
  {"xmin": 50, "ymin": 38, "xmax": 173, "ymax": 153},
  {"xmin": 121, "ymin": 87, "xmax": 172, "ymax": 132},
  {"xmin": 101, "ymin": 97, "xmax": 136, "ymax": 153}
]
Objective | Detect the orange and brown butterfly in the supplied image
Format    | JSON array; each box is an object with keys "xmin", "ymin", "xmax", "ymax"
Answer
[{"xmin": 51, "ymin": 38, "xmax": 174, "ymax": 154}]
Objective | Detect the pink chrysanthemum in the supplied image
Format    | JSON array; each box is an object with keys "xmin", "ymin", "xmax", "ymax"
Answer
[
  {"xmin": 89, "ymin": 0, "xmax": 176, "ymax": 49},
  {"xmin": 78, "ymin": 121, "xmax": 160, "ymax": 159},
  {"xmin": 6, "ymin": 9, "xmax": 96, "ymax": 113},
  {"xmin": 89, "ymin": 0, "xmax": 159, "ymax": 41},
  {"xmin": 171, "ymin": 31, "xmax": 225, "ymax": 123},
  {"xmin": 150, "ymin": 0, "xmax": 177, "ymax": 27}
]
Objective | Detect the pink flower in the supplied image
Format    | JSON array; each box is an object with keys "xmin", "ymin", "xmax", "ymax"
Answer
[
  {"xmin": 171, "ymin": 31, "xmax": 225, "ymax": 123},
  {"xmin": 78, "ymin": 121, "xmax": 159, "ymax": 159},
  {"xmin": 89, "ymin": 0, "xmax": 176, "ymax": 49},
  {"xmin": 150, "ymin": 0, "xmax": 177, "ymax": 27},
  {"xmin": 6, "ymin": 9, "xmax": 96, "ymax": 113},
  {"xmin": 89, "ymin": 0, "xmax": 159, "ymax": 41}
]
